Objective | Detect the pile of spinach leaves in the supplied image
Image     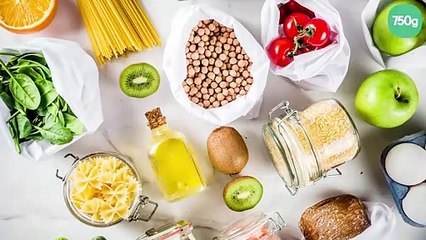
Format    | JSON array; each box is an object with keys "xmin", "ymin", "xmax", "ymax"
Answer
[{"xmin": 0, "ymin": 52, "xmax": 84, "ymax": 154}]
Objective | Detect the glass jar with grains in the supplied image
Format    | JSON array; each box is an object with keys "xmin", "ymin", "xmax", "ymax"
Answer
[{"xmin": 262, "ymin": 99, "xmax": 360, "ymax": 195}]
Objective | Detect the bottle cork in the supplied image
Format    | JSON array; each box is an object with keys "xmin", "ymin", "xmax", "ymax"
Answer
[{"xmin": 145, "ymin": 107, "xmax": 167, "ymax": 129}]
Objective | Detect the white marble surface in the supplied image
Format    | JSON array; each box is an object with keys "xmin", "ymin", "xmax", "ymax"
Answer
[{"xmin": 0, "ymin": 0, "xmax": 426, "ymax": 239}]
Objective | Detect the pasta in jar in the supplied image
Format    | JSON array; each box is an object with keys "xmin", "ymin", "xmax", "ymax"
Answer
[{"xmin": 69, "ymin": 155, "xmax": 141, "ymax": 224}]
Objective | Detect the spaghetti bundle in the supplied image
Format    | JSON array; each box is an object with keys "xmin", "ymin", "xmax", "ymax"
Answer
[{"xmin": 77, "ymin": 0, "xmax": 161, "ymax": 64}]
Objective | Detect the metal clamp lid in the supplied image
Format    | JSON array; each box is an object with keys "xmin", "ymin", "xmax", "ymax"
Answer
[
  {"xmin": 128, "ymin": 195, "xmax": 158, "ymax": 222},
  {"xmin": 268, "ymin": 101, "xmax": 298, "ymax": 121},
  {"xmin": 138, "ymin": 221, "xmax": 195, "ymax": 240},
  {"xmin": 55, "ymin": 153, "xmax": 80, "ymax": 181},
  {"xmin": 268, "ymin": 212, "xmax": 286, "ymax": 233}
]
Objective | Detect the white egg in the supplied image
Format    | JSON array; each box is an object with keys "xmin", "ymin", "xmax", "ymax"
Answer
[
  {"xmin": 385, "ymin": 143, "xmax": 426, "ymax": 186},
  {"xmin": 402, "ymin": 183, "xmax": 426, "ymax": 225}
]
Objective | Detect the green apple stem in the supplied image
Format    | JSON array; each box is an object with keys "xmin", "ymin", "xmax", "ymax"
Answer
[
  {"xmin": 395, "ymin": 86, "xmax": 409, "ymax": 103},
  {"xmin": 395, "ymin": 86, "xmax": 402, "ymax": 99}
]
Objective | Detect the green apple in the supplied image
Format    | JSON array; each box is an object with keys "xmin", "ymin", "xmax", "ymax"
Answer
[
  {"xmin": 373, "ymin": 0, "xmax": 426, "ymax": 56},
  {"xmin": 355, "ymin": 69, "xmax": 419, "ymax": 128}
]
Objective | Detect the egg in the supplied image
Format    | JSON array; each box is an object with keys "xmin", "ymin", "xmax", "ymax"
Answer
[
  {"xmin": 402, "ymin": 183, "xmax": 426, "ymax": 225},
  {"xmin": 385, "ymin": 143, "xmax": 426, "ymax": 186}
]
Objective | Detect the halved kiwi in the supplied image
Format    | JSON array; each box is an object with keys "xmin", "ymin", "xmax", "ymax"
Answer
[
  {"xmin": 223, "ymin": 176, "xmax": 263, "ymax": 212},
  {"xmin": 119, "ymin": 63, "xmax": 160, "ymax": 98}
]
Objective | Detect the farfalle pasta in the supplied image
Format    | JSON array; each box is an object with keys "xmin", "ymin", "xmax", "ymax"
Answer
[{"xmin": 69, "ymin": 155, "xmax": 141, "ymax": 224}]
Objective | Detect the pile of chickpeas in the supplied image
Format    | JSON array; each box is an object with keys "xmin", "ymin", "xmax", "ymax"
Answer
[{"xmin": 183, "ymin": 19, "xmax": 254, "ymax": 109}]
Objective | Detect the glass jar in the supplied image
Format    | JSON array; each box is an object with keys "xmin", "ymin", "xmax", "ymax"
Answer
[
  {"xmin": 214, "ymin": 212, "xmax": 285, "ymax": 240},
  {"xmin": 262, "ymin": 99, "xmax": 360, "ymax": 195},
  {"xmin": 56, "ymin": 152, "xmax": 158, "ymax": 227},
  {"xmin": 138, "ymin": 220, "xmax": 197, "ymax": 240}
]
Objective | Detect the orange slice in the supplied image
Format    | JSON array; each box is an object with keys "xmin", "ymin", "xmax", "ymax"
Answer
[{"xmin": 0, "ymin": 0, "xmax": 58, "ymax": 33}]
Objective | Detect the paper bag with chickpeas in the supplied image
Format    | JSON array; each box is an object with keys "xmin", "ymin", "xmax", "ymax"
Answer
[{"xmin": 163, "ymin": 4, "xmax": 270, "ymax": 125}]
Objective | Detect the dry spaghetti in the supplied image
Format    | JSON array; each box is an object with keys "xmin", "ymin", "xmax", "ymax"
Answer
[{"xmin": 77, "ymin": 0, "xmax": 161, "ymax": 64}]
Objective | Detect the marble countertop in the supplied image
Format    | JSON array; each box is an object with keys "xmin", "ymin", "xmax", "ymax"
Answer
[{"xmin": 1, "ymin": 0, "xmax": 426, "ymax": 239}]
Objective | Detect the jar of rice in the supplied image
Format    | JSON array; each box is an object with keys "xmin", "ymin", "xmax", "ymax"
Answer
[{"xmin": 262, "ymin": 99, "xmax": 360, "ymax": 195}]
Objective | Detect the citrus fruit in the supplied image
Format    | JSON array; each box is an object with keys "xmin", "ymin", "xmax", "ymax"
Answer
[{"xmin": 0, "ymin": 0, "xmax": 58, "ymax": 33}]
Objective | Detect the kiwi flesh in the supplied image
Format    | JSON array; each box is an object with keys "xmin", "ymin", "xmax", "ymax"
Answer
[
  {"xmin": 119, "ymin": 63, "xmax": 160, "ymax": 98},
  {"xmin": 223, "ymin": 176, "xmax": 263, "ymax": 212}
]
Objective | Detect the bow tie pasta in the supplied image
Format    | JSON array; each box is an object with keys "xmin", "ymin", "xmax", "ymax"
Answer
[{"xmin": 70, "ymin": 155, "xmax": 141, "ymax": 224}]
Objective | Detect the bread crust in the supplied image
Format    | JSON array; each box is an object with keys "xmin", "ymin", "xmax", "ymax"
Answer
[{"xmin": 299, "ymin": 194, "xmax": 370, "ymax": 240}]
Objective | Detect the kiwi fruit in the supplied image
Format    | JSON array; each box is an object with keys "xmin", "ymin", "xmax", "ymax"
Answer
[
  {"xmin": 207, "ymin": 126, "xmax": 249, "ymax": 175},
  {"xmin": 119, "ymin": 63, "xmax": 160, "ymax": 98},
  {"xmin": 223, "ymin": 176, "xmax": 263, "ymax": 212}
]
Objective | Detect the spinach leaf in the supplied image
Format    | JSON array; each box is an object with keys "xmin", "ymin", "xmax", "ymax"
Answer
[
  {"xmin": 47, "ymin": 103, "xmax": 59, "ymax": 117},
  {"xmin": 16, "ymin": 113, "xmax": 32, "ymax": 139},
  {"xmin": 34, "ymin": 123, "xmax": 73, "ymax": 145},
  {"xmin": 35, "ymin": 78, "xmax": 58, "ymax": 109},
  {"xmin": 43, "ymin": 113, "xmax": 55, "ymax": 128},
  {"xmin": 17, "ymin": 67, "xmax": 43, "ymax": 81},
  {"xmin": 8, "ymin": 117, "xmax": 21, "ymax": 154},
  {"xmin": 64, "ymin": 113, "xmax": 84, "ymax": 135},
  {"xmin": 17, "ymin": 52, "xmax": 46, "ymax": 65},
  {"xmin": 25, "ymin": 133, "xmax": 44, "ymax": 141},
  {"xmin": 37, "ymin": 107, "xmax": 48, "ymax": 117},
  {"xmin": 57, "ymin": 97, "xmax": 68, "ymax": 112},
  {"xmin": 18, "ymin": 67, "xmax": 57, "ymax": 109},
  {"xmin": 9, "ymin": 73, "xmax": 41, "ymax": 110},
  {"xmin": 0, "ymin": 52, "xmax": 19, "ymax": 57},
  {"xmin": 17, "ymin": 59, "xmax": 51, "ymax": 78},
  {"xmin": 13, "ymin": 101, "xmax": 26, "ymax": 115},
  {"xmin": 57, "ymin": 111, "xmax": 65, "ymax": 126},
  {"xmin": 0, "ymin": 92, "xmax": 14, "ymax": 109},
  {"xmin": 33, "ymin": 66, "xmax": 49, "ymax": 80},
  {"xmin": 8, "ymin": 60, "xmax": 31, "ymax": 70}
]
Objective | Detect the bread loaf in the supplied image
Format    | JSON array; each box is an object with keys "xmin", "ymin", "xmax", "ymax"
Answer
[{"xmin": 299, "ymin": 194, "xmax": 370, "ymax": 240}]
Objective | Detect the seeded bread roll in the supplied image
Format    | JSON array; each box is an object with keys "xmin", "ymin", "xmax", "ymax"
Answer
[{"xmin": 299, "ymin": 194, "xmax": 370, "ymax": 240}]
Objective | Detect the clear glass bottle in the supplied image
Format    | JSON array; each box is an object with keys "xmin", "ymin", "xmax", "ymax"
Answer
[
  {"xmin": 262, "ymin": 99, "xmax": 360, "ymax": 195},
  {"xmin": 145, "ymin": 107, "xmax": 206, "ymax": 201},
  {"xmin": 138, "ymin": 220, "xmax": 197, "ymax": 240},
  {"xmin": 214, "ymin": 212, "xmax": 286, "ymax": 240}
]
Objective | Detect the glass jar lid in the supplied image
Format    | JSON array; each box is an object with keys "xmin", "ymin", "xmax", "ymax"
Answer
[
  {"xmin": 56, "ymin": 152, "xmax": 158, "ymax": 227},
  {"xmin": 138, "ymin": 220, "xmax": 196, "ymax": 240},
  {"xmin": 213, "ymin": 212, "xmax": 285, "ymax": 240}
]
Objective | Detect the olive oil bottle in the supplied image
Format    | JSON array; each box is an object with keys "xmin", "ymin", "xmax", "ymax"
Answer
[{"xmin": 145, "ymin": 108, "xmax": 206, "ymax": 201}]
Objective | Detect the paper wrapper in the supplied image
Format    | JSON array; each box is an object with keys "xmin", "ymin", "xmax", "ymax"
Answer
[
  {"xmin": 163, "ymin": 4, "xmax": 270, "ymax": 125},
  {"xmin": 261, "ymin": 0, "xmax": 350, "ymax": 92},
  {"xmin": 0, "ymin": 38, "xmax": 103, "ymax": 160},
  {"xmin": 361, "ymin": 0, "xmax": 426, "ymax": 69}
]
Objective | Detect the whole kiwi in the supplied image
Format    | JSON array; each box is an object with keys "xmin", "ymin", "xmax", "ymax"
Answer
[{"xmin": 207, "ymin": 126, "xmax": 249, "ymax": 174}]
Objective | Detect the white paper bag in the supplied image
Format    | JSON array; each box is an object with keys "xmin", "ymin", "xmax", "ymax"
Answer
[
  {"xmin": 163, "ymin": 4, "xmax": 270, "ymax": 125},
  {"xmin": 261, "ymin": 0, "xmax": 350, "ymax": 92},
  {"xmin": 0, "ymin": 38, "xmax": 103, "ymax": 161},
  {"xmin": 361, "ymin": 0, "xmax": 426, "ymax": 69},
  {"xmin": 353, "ymin": 202, "xmax": 396, "ymax": 240}
]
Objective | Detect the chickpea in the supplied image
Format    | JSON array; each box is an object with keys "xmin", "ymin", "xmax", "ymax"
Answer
[{"xmin": 183, "ymin": 20, "xmax": 254, "ymax": 109}]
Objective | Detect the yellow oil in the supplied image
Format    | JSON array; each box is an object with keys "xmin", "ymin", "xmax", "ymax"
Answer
[{"xmin": 150, "ymin": 137, "xmax": 206, "ymax": 201}]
